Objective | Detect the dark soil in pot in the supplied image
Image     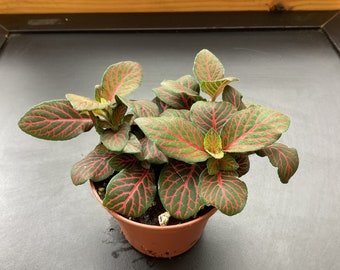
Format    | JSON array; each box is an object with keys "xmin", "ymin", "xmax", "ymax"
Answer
[{"xmin": 93, "ymin": 179, "xmax": 214, "ymax": 226}]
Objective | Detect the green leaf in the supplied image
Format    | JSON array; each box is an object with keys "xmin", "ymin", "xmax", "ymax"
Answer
[
  {"xmin": 206, "ymin": 153, "xmax": 239, "ymax": 175},
  {"xmin": 222, "ymin": 85, "xmax": 246, "ymax": 110},
  {"xmin": 103, "ymin": 168, "xmax": 156, "ymax": 218},
  {"xmin": 201, "ymin": 77, "xmax": 239, "ymax": 101},
  {"xmin": 159, "ymin": 161, "xmax": 204, "ymax": 220},
  {"xmin": 204, "ymin": 129, "xmax": 223, "ymax": 159},
  {"xmin": 190, "ymin": 101, "xmax": 236, "ymax": 133},
  {"xmin": 257, "ymin": 143, "xmax": 299, "ymax": 183},
  {"xmin": 193, "ymin": 49, "xmax": 224, "ymax": 83},
  {"xmin": 18, "ymin": 100, "xmax": 93, "ymax": 141},
  {"xmin": 99, "ymin": 61, "xmax": 142, "ymax": 102},
  {"xmin": 71, "ymin": 144, "xmax": 116, "ymax": 185},
  {"xmin": 199, "ymin": 170, "xmax": 247, "ymax": 216},
  {"xmin": 221, "ymin": 106, "xmax": 291, "ymax": 153},
  {"xmin": 135, "ymin": 117, "xmax": 209, "ymax": 163},
  {"xmin": 117, "ymin": 96, "xmax": 159, "ymax": 117},
  {"xmin": 66, "ymin": 93, "xmax": 112, "ymax": 111},
  {"xmin": 100, "ymin": 122, "xmax": 130, "ymax": 152}
]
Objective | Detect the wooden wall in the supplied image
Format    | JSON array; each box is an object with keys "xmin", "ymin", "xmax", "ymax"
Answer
[{"xmin": 0, "ymin": 0, "xmax": 339, "ymax": 14}]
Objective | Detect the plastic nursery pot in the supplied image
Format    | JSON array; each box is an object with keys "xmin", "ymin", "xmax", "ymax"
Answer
[{"xmin": 90, "ymin": 181, "xmax": 217, "ymax": 258}]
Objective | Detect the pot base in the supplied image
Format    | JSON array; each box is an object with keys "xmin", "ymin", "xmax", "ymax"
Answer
[
  {"xmin": 90, "ymin": 181, "xmax": 217, "ymax": 258},
  {"xmin": 111, "ymin": 206, "xmax": 217, "ymax": 258}
]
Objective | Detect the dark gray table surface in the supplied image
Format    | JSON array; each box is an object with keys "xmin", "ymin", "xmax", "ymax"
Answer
[{"xmin": 1, "ymin": 30, "xmax": 339, "ymax": 270}]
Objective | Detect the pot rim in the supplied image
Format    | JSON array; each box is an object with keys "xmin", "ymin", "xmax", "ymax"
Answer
[{"xmin": 90, "ymin": 180, "xmax": 217, "ymax": 231}]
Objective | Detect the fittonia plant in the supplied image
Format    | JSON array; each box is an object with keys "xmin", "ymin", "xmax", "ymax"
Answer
[{"xmin": 18, "ymin": 49, "xmax": 299, "ymax": 224}]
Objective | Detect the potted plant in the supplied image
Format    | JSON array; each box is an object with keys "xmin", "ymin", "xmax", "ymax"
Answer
[{"xmin": 18, "ymin": 49, "xmax": 299, "ymax": 258}]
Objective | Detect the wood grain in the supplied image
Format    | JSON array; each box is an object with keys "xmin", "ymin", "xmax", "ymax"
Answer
[{"xmin": 0, "ymin": 0, "xmax": 339, "ymax": 14}]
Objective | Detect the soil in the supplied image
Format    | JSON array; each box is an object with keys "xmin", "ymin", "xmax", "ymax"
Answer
[{"xmin": 93, "ymin": 179, "xmax": 213, "ymax": 226}]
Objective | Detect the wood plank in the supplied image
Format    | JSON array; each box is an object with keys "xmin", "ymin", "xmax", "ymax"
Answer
[{"xmin": 0, "ymin": 0, "xmax": 339, "ymax": 14}]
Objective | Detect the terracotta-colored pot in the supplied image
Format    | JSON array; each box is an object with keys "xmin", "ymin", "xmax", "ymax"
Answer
[{"xmin": 90, "ymin": 181, "xmax": 217, "ymax": 258}]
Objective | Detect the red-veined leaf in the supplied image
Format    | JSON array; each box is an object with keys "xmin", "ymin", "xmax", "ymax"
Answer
[
  {"xmin": 160, "ymin": 80, "xmax": 199, "ymax": 96},
  {"xmin": 201, "ymin": 77, "xmax": 239, "ymax": 101},
  {"xmin": 18, "ymin": 99, "xmax": 93, "ymax": 140},
  {"xmin": 71, "ymin": 144, "xmax": 116, "ymax": 185},
  {"xmin": 103, "ymin": 168, "xmax": 156, "ymax": 218},
  {"xmin": 117, "ymin": 96, "xmax": 159, "ymax": 117},
  {"xmin": 159, "ymin": 161, "xmax": 204, "ymax": 220},
  {"xmin": 221, "ymin": 106, "xmax": 290, "ymax": 153},
  {"xmin": 153, "ymin": 97, "xmax": 172, "ymax": 114},
  {"xmin": 204, "ymin": 129, "xmax": 223, "ymax": 159},
  {"xmin": 100, "ymin": 122, "xmax": 130, "ymax": 151},
  {"xmin": 135, "ymin": 137, "xmax": 168, "ymax": 164},
  {"xmin": 257, "ymin": 143, "xmax": 299, "ymax": 183},
  {"xmin": 135, "ymin": 117, "xmax": 209, "ymax": 163},
  {"xmin": 190, "ymin": 101, "xmax": 236, "ymax": 133},
  {"xmin": 66, "ymin": 93, "xmax": 112, "ymax": 111},
  {"xmin": 110, "ymin": 102, "xmax": 128, "ymax": 128},
  {"xmin": 99, "ymin": 61, "xmax": 142, "ymax": 102},
  {"xmin": 153, "ymin": 80, "xmax": 203, "ymax": 109},
  {"xmin": 222, "ymin": 85, "xmax": 246, "ymax": 110},
  {"xmin": 234, "ymin": 154, "xmax": 250, "ymax": 177},
  {"xmin": 122, "ymin": 134, "xmax": 141, "ymax": 154},
  {"xmin": 94, "ymin": 85, "xmax": 103, "ymax": 102},
  {"xmin": 177, "ymin": 75, "xmax": 200, "ymax": 93},
  {"xmin": 109, "ymin": 154, "xmax": 139, "ymax": 171},
  {"xmin": 199, "ymin": 170, "xmax": 247, "ymax": 216},
  {"xmin": 206, "ymin": 154, "xmax": 239, "ymax": 175},
  {"xmin": 193, "ymin": 49, "xmax": 224, "ymax": 83},
  {"xmin": 161, "ymin": 109, "xmax": 191, "ymax": 121}
]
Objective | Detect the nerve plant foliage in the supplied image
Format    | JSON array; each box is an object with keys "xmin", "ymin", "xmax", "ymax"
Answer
[{"xmin": 18, "ymin": 49, "xmax": 299, "ymax": 222}]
